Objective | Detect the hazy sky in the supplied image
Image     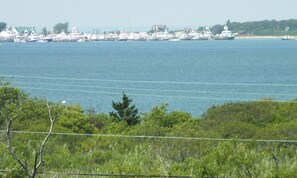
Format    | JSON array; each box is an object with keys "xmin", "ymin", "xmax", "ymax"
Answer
[{"xmin": 1, "ymin": 0, "xmax": 297, "ymax": 31}]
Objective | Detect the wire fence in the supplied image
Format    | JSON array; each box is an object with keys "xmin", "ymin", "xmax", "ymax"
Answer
[
  {"xmin": 0, "ymin": 170, "xmax": 192, "ymax": 178},
  {"xmin": 3, "ymin": 74, "xmax": 297, "ymax": 87},
  {"xmin": 3, "ymin": 74, "xmax": 297, "ymax": 116},
  {"xmin": 1, "ymin": 130, "xmax": 296, "ymax": 177},
  {"xmin": 12, "ymin": 81, "xmax": 297, "ymax": 97},
  {"xmin": 3, "ymin": 85, "xmax": 297, "ymax": 103},
  {"xmin": 1, "ymin": 130, "xmax": 297, "ymax": 143}
]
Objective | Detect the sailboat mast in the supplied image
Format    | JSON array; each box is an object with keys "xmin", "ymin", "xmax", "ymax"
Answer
[{"xmin": 129, "ymin": 15, "xmax": 131, "ymax": 33}]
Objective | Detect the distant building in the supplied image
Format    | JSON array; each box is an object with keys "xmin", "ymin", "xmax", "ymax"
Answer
[
  {"xmin": 15, "ymin": 27, "xmax": 36, "ymax": 35},
  {"xmin": 151, "ymin": 25, "xmax": 168, "ymax": 32},
  {"xmin": 181, "ymin": 28, "xmax": 193, "ymax": 33}
]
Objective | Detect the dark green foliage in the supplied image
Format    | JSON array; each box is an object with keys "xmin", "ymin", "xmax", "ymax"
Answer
[
  {"xmin": 142, "ymin": 104, "xmax": 191, "ymax": 128},
  {"xmin": 53, "ymin": 22, "xmax": 69, "ymax": 34},
  {"xmin": 0, "ymin": 22, "xmax": 6, "ymax": 32},
  {"xmin": 0, "ymin": 82, "xmax": 27, "ymax": 108},
  {"xmin": 110, "ymin": 93, "xmax": 139, "ymax": 126},
  {"xmin": 88, "ymin": 113, "xmax": 113, "ymax": 130},
  {"xmin": 224, "ymin": 19, "xmax": 297, "ymax": 35},
  {"xmin": 41, "ymin": 27, "xmax": 48, "ymax": 36},
  {"xmin": 211, "ymin": 24, "xmax": 224, "ymax": 34},
  {"xmin": 0, "ymin": 82, "xmax": 27, "ymax": 128},
  {"xmin": 203, "ymin": 101, "xmax": 297, "ymax": 127},
  {"xmin": 57, "ymin": 104, "xmax": 95, "ymax": 134}
]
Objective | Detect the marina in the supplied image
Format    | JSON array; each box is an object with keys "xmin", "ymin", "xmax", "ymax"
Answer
[{"xmin": 0, "ymin": 25, "xmax": 238, "ymax": 42}]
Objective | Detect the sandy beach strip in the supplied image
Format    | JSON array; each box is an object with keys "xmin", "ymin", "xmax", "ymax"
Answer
[{"xmin": 236, "ymin": 36, "xmax": 297, "ymax": 39}]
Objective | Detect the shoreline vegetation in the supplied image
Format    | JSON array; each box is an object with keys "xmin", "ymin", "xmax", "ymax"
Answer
[{"xmin": 1, "ymin": 81, "xmax": 297, "ymax": 177}]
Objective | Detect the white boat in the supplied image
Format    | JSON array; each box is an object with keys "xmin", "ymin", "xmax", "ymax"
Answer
[
  {"xmin": 26, "ymin": 29, "xmax": 45, "ymax": 42},
  {"xmin": 281, "ymin": 36, "xmax": 295, "ymax": 40},
  {"xmin": 33, "ymin": 36, "xmax": 52, "ymax": 43},
  {"xmin": 36, "ymin": 39, "xmax": 48, "ymax": 43},
  {"xmin": 214, "ymin": 25, "xmax": 235, "ymax": 40},
  {"xmin": 0, "ymin": 27, "xmax": 16, "ymax": 42},
  {"xmin": 179, "ymin": 33, "xmax": 193, "ymax": 40},
  {"xmin": 44, "ymin": 36, "xmax": 53, "ymax": 42},
  {"xmin": 281, "ymin": 27, "xmax": 295, "ymax": 40},
  {"xmin": 169, "ymin": 38, "xmax": 180, "ymax": 42},
  {"xmin": 198, "ymin": 27, "xmax": 214, "ymax": 40},
  {"xmin": 118, "ymin": 33, "xmax": 129, "ymax": 41},
  {"xmin": 147, "ymin": 34, "xmax": 159, "ymax": 41},
  {"xmin": 189, "ymin": 30, "xmax": 203, "ymax": 40},
  {"xmin": 77, "ymin": 38, "xmax": 86, "ymax": 42},
  {"xmin": 14, "ymin": 38, "xmax": 26, "ymax": 43}
]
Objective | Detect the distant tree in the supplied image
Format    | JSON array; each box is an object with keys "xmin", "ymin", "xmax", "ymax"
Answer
[
  {"xmin": 110, "ymin": 93, "xmax": 139, "ymax": 126},
  {"xmin": 53, "ymin": 22, "xmax": 69, "ymax": 34},
  {"xmin": 215, "ymin": 19, "xmax": 297, "ymax": 36},
  {"xmin": 0, "ymin": 22, "xmax": 7, "ymax": 32},
  {"xmin": 212, "ymin": 24, "xmax": 224, "ymax": 34},
  {"xmin": 41, "ymin": 27, "xmax": 48, "ymax": 36},
  {"xmin": 197, "ymin": 27, "xmax": 204, "ymax": 31}
]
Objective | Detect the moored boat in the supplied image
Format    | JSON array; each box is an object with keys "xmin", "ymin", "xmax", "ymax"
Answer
[
  {"xmin": 281, "ymin": 27, "xmax": 295, "ymax": 40},
  {"xmin": 214, "ymin": 25, "xmax": 235, "ymax": 40},
  {"xmin": 281, "ymin": 36, "xmax": 295, "ymax": 40}
]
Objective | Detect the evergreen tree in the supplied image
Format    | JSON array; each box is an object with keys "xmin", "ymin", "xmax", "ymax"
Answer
[
  {"xmin": 110, "ymin": 93, "xmax": 139, "ymax": 126},
  {"xmin": 0, "ymin": 22, "xmax": 7, "ymax": 32},
  {"xmin": 53, "ymin": 22, "xmax": 69, "ymax": 34},
  {"xmin": 42, "ymin": 27, "xmax": 48, "ymax": 36}
]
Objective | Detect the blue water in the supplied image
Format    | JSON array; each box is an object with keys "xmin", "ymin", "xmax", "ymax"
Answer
[{"xmin": 1, "ymin": 40, "xmax": 297, "ymax": 116}]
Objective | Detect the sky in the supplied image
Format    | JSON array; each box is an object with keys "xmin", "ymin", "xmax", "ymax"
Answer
[{"xmin": 1, "ymin": 0, "xmax": 297, "ymax": 32}]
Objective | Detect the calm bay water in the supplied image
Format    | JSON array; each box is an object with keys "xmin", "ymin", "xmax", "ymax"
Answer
[{"xmin": 1, "ymin": 40, "xmax": 297, "ymax": 116}]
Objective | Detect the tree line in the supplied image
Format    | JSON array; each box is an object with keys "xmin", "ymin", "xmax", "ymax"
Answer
[
  {"xmin": 0, "ymin": 22, "xmax": 69, "ymax": 35},
  {"xmin": 1, "ymin": 81, "xmax": 297, "ymax": 177},
  {"xmin": 212, "ymin": 19, "xmax": 297, "ymax": 35}
]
